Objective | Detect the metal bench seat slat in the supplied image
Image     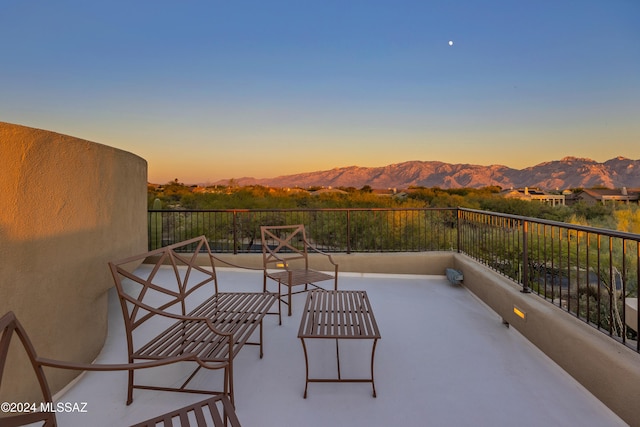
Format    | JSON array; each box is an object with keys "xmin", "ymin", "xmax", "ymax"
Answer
[
  {"xmin": 135, "ymin": 291, "xmax": 278, "ymax": 362},
  {"xmin": 136, "ymin": 326, "xmax": 229, "ymax": 361}
]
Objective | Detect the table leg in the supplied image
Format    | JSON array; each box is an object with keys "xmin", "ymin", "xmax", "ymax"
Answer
[
  {"xmin": 371, "ymin": 338, "xmax": 379, "ymax": 398},
  {"xmin": 336, "ymin": 338, "xmax": 341, "ymax": 380},
  {"xmin": 300, "ymin": 337, "xmax": 310, "ymax": 398}
]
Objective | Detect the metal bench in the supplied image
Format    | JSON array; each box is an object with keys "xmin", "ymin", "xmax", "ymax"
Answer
[{"xmin": 109, "ymin": 236, "xmax": 279, "ymax": 406}]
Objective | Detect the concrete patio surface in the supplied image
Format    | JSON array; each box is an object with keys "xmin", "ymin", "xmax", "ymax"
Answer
[{"xmin": 54, "ymin": 266, "xmax": 626, "ymax": 427}]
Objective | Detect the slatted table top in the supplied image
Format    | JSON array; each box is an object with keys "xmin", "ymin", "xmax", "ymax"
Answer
[{"xmin": 298, "ymin": 290, "xmax": 381, "ymax": 340}]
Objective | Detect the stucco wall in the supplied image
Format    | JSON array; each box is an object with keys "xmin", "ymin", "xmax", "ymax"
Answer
[
  {"xmin": 193, "ymin": 251, "xmax": 455, "ymax": 275},
  {"xmin": 0, "ymin": 122, "xmax": 147, "ymax": 401}
]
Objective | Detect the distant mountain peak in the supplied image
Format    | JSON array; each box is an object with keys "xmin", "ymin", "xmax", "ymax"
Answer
[
  {"xmin": 211, "ymin": 157, "xmax": 640, "ymax": 190},
  {"xmin": 560, "ymin": 156, "xmax": 595, "ymax": 163}
]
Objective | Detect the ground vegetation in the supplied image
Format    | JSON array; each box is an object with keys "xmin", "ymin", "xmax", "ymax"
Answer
[{"xmin": 148, "ymin": 182, "xmax": 640, "ymax": 232}]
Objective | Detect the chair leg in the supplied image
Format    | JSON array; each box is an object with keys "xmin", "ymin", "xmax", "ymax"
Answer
[
  {"xmin": 227, "ymin": 361, "xmax": 234, "ymax": 407},
  {"xmin": 259, "ymin": 321, "xmax": 264, "ymax": 359},
  {"xmin": 126, "ymin": 368, "xmax": 134, "ymax": 405},
  {"xmin": 288, "ymin": 285, "xmax": 293, "ymax": 316},
  {"xmin": 278, "ymin": 281, "xmax": 282, "ymax": 325}
]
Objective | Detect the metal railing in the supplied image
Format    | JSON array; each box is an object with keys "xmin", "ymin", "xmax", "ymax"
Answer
[
  {"xmin": 458, "ymin": 208, "xmax": 639, "ymax": 351},
  {"xmin": 148, "ymin": 208, "xmax": 458, "ymax": 254},
  {"xmin": 148, "ymin": 207, "xmax": 639, "ymax": 351}
]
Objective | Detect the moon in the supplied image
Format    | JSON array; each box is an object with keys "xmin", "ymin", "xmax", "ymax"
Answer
[{"xmin": 448, "ymin": 40, "xmax": 454, "ymax": 46}]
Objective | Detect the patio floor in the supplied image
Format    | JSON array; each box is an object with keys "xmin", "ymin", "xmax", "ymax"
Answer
[{"xmin": 55, "ymin": 266, "xmax": 626, "ymax": 427}]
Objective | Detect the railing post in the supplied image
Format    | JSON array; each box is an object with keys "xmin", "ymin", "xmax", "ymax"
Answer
[
  {"xmin": 522, "ymin": 219, "xmax": 531, "ymax": 293},
  {"xmin": 233, "ymin": 210, "xmax": 238, "ymax": 255},
  {"xmin": 456, "ymin": 208, "xmax": 461, "ymax": 253},
  {"xmin": 346, "ymin": 209, "xmax": 351, "ymax": 254}
]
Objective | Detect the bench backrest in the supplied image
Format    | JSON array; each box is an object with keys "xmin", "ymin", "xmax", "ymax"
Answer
[
  {"xmin": 108, "ymin": 236, "xmax": 218, "ymax": 339},
  {"xmin": 261, "ymin": 224, "xmax": 310, "ymax": 270}
]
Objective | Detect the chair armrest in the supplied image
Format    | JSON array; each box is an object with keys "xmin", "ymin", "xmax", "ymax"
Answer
[
  {"xmin": 35, "ymin": 353, "xmax": 213, "ymax": 372},
  {"xmin": 306, "ymin": 244, "xmax": 338, "ymax": 267},
  {"xmin": 37, "ymin": 350, "xmax": 229, "ymax": 373}
]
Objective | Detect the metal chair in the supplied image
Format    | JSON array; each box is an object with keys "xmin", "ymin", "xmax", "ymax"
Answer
[
  {"xmin": 0, "ymin": 311, "xmax": 241, "ymax": 427},
  {"xmin": 261, "ymin": 224, "xmax": 339, "ymax": 317}
]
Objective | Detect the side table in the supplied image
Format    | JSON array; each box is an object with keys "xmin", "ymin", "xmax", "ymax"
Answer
[{"xmin": 297, "ymin": 290, "xmax": 381, "ymax": 398}]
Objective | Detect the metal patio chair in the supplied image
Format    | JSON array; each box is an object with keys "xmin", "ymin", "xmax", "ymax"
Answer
[
  {"xmin": 0, "ymin": 311, "xmax": 241, "ymax": 427},
  {"xmin": 261, "ymin": 224, "xmax": 339, "ymax": 317}
]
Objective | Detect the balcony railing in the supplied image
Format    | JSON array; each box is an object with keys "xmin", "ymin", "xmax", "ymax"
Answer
[
  {"xmin": 458, "ymin": 208, "xmax": 639, "ymax": 351},
  {"xmin": 148, "ymin": 207, "xmax": 639, "ymax": 352},
  {"xmin": 148, "ymin": 208, "xmax": 458, "ymax": 253}
]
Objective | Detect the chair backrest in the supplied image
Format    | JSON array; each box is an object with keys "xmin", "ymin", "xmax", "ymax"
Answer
[
  {"xmin": 108, "ymin": 236, "xmax": 219, "ymax": 348},
  {"xmin": 0, "ymin": 311, "xmax": 58, "ymax": 426},
  {"xmin": 261, "ymin": 225, "xmax": 309, "ymax": 269}
]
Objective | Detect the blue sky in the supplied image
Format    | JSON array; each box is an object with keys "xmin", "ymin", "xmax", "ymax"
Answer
[{"xmin": 1, "ymin": 0, "xmax": 639, "ymax": 184}]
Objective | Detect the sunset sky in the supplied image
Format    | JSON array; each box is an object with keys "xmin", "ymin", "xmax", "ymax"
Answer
[{"xmin": 1, "ymin": 1, "xmax": 639, "ymax": 184}]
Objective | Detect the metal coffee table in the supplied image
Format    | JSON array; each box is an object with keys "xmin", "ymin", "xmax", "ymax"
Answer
[{"xmin": 298, "ymin": 290, "xmax": 381, "ymax": 398}]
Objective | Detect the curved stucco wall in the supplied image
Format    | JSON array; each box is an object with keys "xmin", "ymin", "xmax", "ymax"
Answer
[{"xmin": 0, "ymin": 122, "xmax": 147, "ymax": 401}]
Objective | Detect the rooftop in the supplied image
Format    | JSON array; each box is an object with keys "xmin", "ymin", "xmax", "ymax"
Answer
[{"xmin": 54, "ymin": 266, "xmax": 625, "ymax": 427}]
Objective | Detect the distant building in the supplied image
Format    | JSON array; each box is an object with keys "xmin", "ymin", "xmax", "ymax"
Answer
[
  {"xmin": 371, "ymin": 188, "xmax": 399, "ymax": 196},
  {"xmin": 500, "ymin": 187, "xmax": 565, "ymax": 206},
  {"xmin": 284, "ymin": 187, "xmax": 310, "ymax": 194},
  {"xmin": 310, "ymin": 188, "xmax": 349, "ymax": 196},
  {"xmin": 570, "ymin": 188, "xmax": 639, "ymax": 205}
]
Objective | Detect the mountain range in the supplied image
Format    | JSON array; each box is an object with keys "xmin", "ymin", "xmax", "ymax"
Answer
[{"xmin": 213, "ymin": 156, "xmax": 640, "ymax": 190}]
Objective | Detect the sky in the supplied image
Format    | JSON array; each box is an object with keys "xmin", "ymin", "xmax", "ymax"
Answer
[{"xmin": 1, "ymin": 0, "xmax": 639, "ymax": 184}]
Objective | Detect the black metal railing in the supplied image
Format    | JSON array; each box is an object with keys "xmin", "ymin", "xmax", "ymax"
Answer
[
  {"xmin": 148, "ymin": 207, "xmax": 640, "ymax": 352},
  {"xmin": 458, "ymin": 208, "xmax": 639, "ymax": 351},
  {"xmin": 148, "ymin": 208, "xmax": 458, "ymax": 254}
]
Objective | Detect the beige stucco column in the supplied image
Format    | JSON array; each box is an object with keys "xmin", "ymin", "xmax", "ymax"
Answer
[{"xmin": 0, "ymin": 122, "xmax": 148, "ymax": 401}]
